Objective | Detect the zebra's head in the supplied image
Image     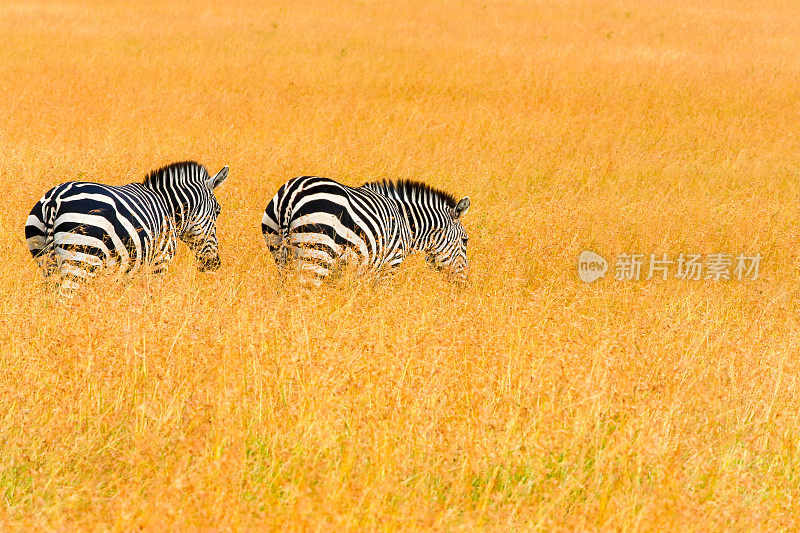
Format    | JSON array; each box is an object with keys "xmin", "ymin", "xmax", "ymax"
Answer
[
  {"xmin": 145, "ymin": 161, "xmax": 229, "ymax": 272},
  {"xmin": 424, "ymin": 197, "xmax": 470, "ymax": 283},
  {"xmin": 182, "ymin": 165, "xmax": 228, "ymax": 271},
  {"xmin": 361, "ymin": 179, "xmax": 471, "ymax": 283}
]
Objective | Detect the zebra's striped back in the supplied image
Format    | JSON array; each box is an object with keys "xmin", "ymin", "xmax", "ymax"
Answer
[
  {"xmin": 25, "ymin": 160, "xmax": 228, "ymax": 296},
  {"xmin": 261, "ymin": 176, "xmax": 412, "ymax": 282},
  {"xmin": 262, "ymin": 176, "xmax": 470, "ymax": 284}
]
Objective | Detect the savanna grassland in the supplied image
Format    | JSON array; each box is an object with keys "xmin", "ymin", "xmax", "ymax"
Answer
[{"xmin": 2, "ymin": 0, "xmax": 800, "ymax": 529}]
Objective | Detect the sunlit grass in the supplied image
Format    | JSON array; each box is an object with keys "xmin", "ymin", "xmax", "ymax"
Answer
[{"xmin": 1, "ymin": 0, "xmax": 800, "ymax": 529}]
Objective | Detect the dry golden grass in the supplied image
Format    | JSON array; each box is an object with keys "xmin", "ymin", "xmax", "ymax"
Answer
[{"xmin": 2, "ymin": 0, "xmax": 800, "ymax": 529}]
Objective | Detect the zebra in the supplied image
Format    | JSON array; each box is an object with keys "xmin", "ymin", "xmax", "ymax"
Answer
[
  {"xmin": 25, "ymin": 160, "xmax": 228, "ymax": 296},
  {"xmin": 261, "ymin": 175, "xmax": 470, "ymax": 284}
]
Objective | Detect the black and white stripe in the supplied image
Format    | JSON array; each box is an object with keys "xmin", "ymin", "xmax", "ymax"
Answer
[
  {"xmin": 261, "ymin": 176, "xmax": 470, "ymax": 284},
  {"xmin": 25, "ymin": 160, "xmax": 228, "ymax": 295},
  {"xmin": 362, "ymin": 179, "xmax": 470, "ymax": 282}
]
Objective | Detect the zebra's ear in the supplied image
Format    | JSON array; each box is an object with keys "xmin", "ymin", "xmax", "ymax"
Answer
[
  {"xmin": 452, "ymin": 197, "xmax": 470, "ymax": 219},
  {"xmin": 208, "ymin": 166, "xmax": 229, "ymax": 190}
]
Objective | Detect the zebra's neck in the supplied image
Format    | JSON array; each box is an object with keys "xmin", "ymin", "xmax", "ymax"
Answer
[
  {"xmin": 362, "ymin": 180, "xmax": 455, "ymax": 253},
  {"xmin": 142, "ymin": 161, "xmax": 203, "ymax": 235},
  {"xmin": 143, "ymin": 174, "xmax": 186, "ymax": 233},
  {"xmin": 397, "ymin": 200, "xmax": 450, "ymax": 252}
]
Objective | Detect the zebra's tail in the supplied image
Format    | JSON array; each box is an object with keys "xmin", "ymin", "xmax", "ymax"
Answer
[
  {"xmin": 25, "ymin": 194, "xmax": 58, "ymax": 276},
  {"xmin": 262, "ymin": 199, "xmax": 291, "ymax": 267}
]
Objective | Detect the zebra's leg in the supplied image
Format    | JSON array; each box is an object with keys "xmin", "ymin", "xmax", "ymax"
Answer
[
  {"xmin": 284, "ymin": 244, "xmax": 336, "ymax": 287},
  {"xmin": 34, "ymin": 245, "xmax": 57, "ymax": 279},
  {"xmin": 263, "ymin": 228, "xmax": 287, "ymax": 266},
  {"xmin": 278, "ymin": 227, "xmax": 338, "ymax": 287},
  {"xmin": 54, "ymin": 260, "xmax": 87, "ymax": 299},
  {"xmin": 263, "ymin": 227, "xmax": 297, "ymax": 292},
  {"xmin": 370, "ymin": 266, "xmax": 398, "ymax": 285},
  {"xmin": 368, "ymin": 252, "xmax": 406, "ymax": 285},
  {"xmin": 26, "ymin": 229, "xmax": 57, "ymax": 278},
  {"xmin": 53, "ymin": 246, "xmax": 104, "ymax": 299},
  {"xmin": 297, "ymin": 257, "xmax": 333, "ymax": 288},
  {"xmin": 26, "ymin": 195, "xmax": 58, "ymax": 278},
  {"xmin": 150, "ymin": 228, "xmax": 177, "ymax": 276}
]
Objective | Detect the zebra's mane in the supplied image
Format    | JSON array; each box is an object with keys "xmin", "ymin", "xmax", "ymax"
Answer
[
  {"xmin": 363, "ymin": 179, "xmax": 457, "ymax": 209},
  {"xmin": 143, "ymin": 160, "xmax": 206, "ymax": 187}
]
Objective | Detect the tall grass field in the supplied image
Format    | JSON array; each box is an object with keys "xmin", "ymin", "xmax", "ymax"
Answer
[{"xmin": 1, "ymin": 0, "xmax": 800, "ymax": 529}]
